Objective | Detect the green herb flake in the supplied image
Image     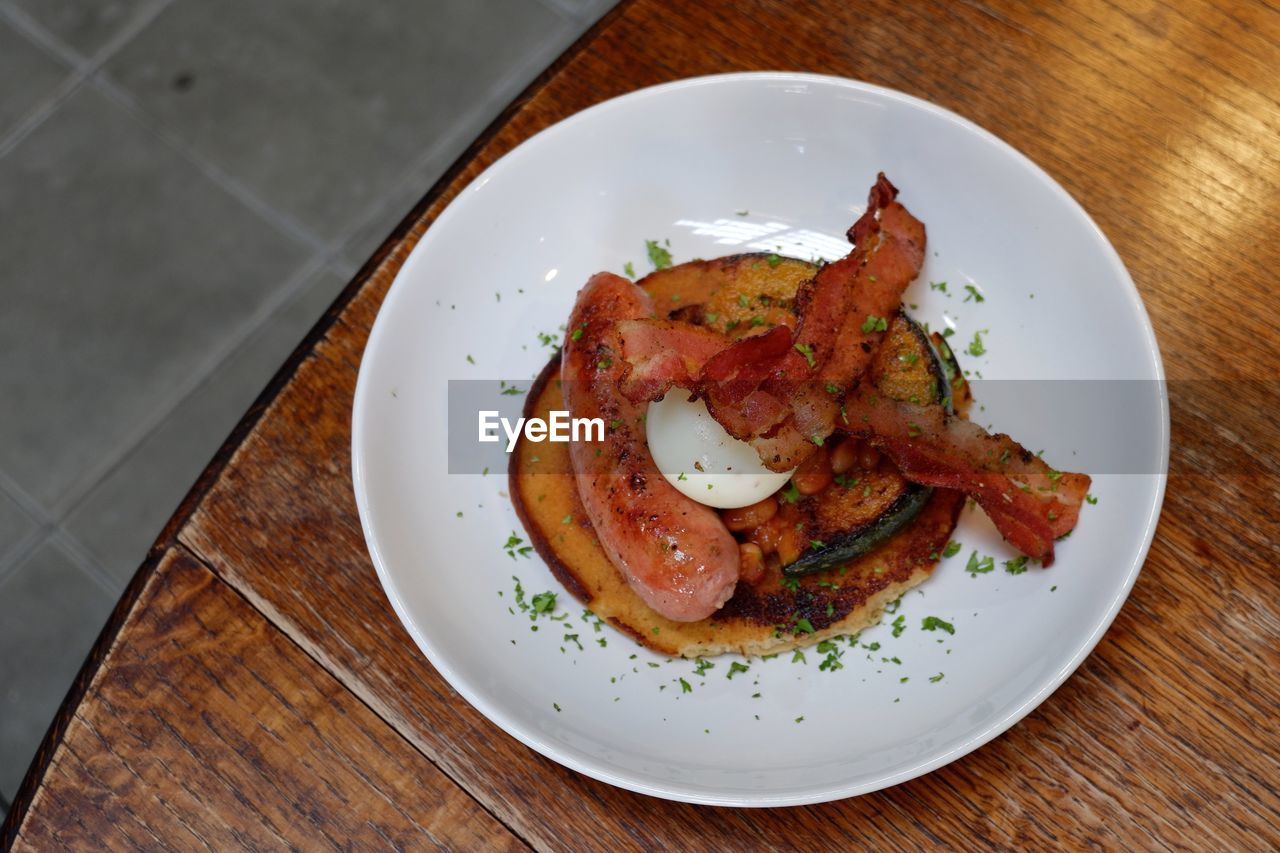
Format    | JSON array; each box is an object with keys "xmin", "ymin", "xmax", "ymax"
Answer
[
  {"xmin": 1086, "ymin": 493, "xmax": 1099, "ymax": 505},
  {"xmin": 929, "ymin": 672, "xmax": 945, "ymax": 683},
  {"xmin": 645, "ymin": 239, "xmax": 673, "ymax": 270},
  {"xmin": 531, "ymin": 591, "xmax": 557, "ymax": 614},
  {"xmin": 766, "ymin": 253, "xmax": 783, "ymax": 267},
  {"xmin": 791, "ymin": 650, "xmax": 807, "ymax": 664},
  {"xmin": 678, "ymin": 677, "xmax": 692, "ymax": 693},
  {"xmin": 794, "ymin": 617, "xmax": 815, "ymax": 634},
  {"xmin": 963, "ymin": 284, "xmax": 985, "ymax": 303},
  {"xmin": 860, "ymin": 314, "xmax": 888, "ymax": 334},
  {"xmin": 942, "ymin": 541, "xmax": 962, "ymax": 558},
  {"xmin": 623, "ymin": 261, "xmax": 635, "ymax": 279},
  {"xmin": 891, "ymin": 614, "xmax": 906, "ymax": 638},
  {"xmin": 727, "ymin": 661, "xmax": 750, "ymax": 680},
  {"xmin": 465, "ymin": 354, "xmax": 475, "ymax": 364},
  {"xmin": 1004, "ymin": 555, "xmax": 1030, "ymax": 575},
  {"xmin": 794, "ymin": 342, "xmax": 816, "ymax": 368},
  {"xmin": 966, "ymin": 330, "xmax": 987, "ymax": 357},
  {"xmin": 965, "ymin": 550, "xmax": 995, "ymax": 576},
  {"xmin": 930, "ymin": 280, "xmax": 948, "ymax": 292},
  {"xmin": 921, "ymin": 616, "xmax": 955, "ymax": 635},
  {"xmin": 780, "ymin": 482, "xmax": 800, "ymax": 504}
]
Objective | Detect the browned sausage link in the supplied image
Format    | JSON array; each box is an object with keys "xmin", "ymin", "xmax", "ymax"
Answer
[
  {"xmin": 563, "ymin": 273, "xmax": 740, "ymax": 622},
  {"xmin": 793, "ymin": 444, "xmax": 833, "ymax": 495},
  {"xmin": 830, "ymin": 436, "xmax": 859, "ymax": 475},
  {"xmin": 720, "ymin": 496, "xmax": 779, "ymax": 532}
]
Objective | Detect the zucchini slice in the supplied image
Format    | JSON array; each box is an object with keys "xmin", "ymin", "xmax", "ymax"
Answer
[{"xmin": 779, "ymin": 312, "xmax": 952, "ymax": 576}]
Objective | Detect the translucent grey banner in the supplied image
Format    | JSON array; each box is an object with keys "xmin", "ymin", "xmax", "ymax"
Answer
[{"xmin": 447, "ymin": 379, "xmax": 1278, "ymax": 477}]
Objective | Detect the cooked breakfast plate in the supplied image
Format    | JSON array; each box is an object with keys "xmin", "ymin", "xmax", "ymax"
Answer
[{"xmin": 351, "ymin": 73, "xmax": 1168, "ymax": 806}]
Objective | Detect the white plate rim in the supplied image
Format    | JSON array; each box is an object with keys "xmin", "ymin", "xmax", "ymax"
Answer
[{"xmin": 351, "ymin": 71, "xmax": 1170, "ymax": 807}]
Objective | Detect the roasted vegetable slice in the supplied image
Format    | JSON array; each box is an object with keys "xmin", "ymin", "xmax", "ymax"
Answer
[{"xmin": 777, "ymin": 312, "xmax": 952, "ymax": 576}]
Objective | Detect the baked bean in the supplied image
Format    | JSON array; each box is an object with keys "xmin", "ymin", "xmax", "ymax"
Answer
[
  {"xmin": 738, "ymin": 543, "xmax": 766, "ymax": 584},
  {"xmin": 858, "ymin": 443, "xmax": 882, "ymax": 471},
  {"xmin": 793, "ymin": 445, "xmax": 833, "ymax": 495},
  {"xmin": 721, "ymin": 496, "xmax": 778, "ymax": 532},
  {"xmin": 830, "ymin": 437, "xmax": 858, "ymax": 474}
]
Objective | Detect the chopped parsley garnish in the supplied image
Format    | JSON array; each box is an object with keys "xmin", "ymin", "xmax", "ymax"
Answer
[
  {"xmin": 921, "ymin": 616, "xmax": 955, "ymax": 635},
  {"xmin": 929, "ymin": 672, "xmax": 945, "ymax": 683},
  {"xmin": 623, "ymin": 261, "xmax": 635, "ymax": 278},
  {"xmin": 860, "ymin": 314, "xmax": 888, "ymax": 334},
  {"xmin": 794, "ymin": 617, "xmax": 815, "ymax": 634},
  {"xmin": 608, "ymin": 418, "xmax": 622, "ymax": 431},
  {"xmin": 891, "ymin": 615, "xmax": 906, "ymax": 637},
  {"xmin": 930, "ymin": 280, "xmax": 948, "ymax": 292},
  {"xmin": 810, "ymin": 434, "xmax": 825, "ymax": 447},
  {"xmin": 570, "ymin": 323, "xmax": 586, "ymax": 341},
  {"xmin": 530, "ymin": 591, "xmax": 557, "ymax": 614},
  {"xmin": 809, "ymin": 539, "xmax": 825, "ymax": 551},
  {"xmin": 596, "ymin": 357, "xmax": 612, "ymax": 370},
  {"xmin": 794, "ymin": 342, "xmax": 816, "ymax": 367},
  {"xmin": 738, "ymin": 294, "xmax": 750, "ymax": 308},
  {"xmin": 1086, "ymin": 493, "xmax": 1099, "ymax": 505},
  {"xmin": 780, "ymin": 482, "xmax": 800, "ymax": 504},
  {"xmin": 678, "ymin": 677, "xmax": 692, "ymax": 693},
  {"xmin": 781, "ymin": 575, "xmax": 800, "ymax": 593},
  {"xmin": 966, "ymin": 330, "xmax": 987, "ymax": 357},
  {"xmin": 693, "ymin": 658, "xmax": 715, "ymax": 676},
  {"xmin": 791, "ymin": 650, "xmax": 807, "ymax": 664},
  {"xmin": 794, "ymin": 716, "xmax": 805, "ymax": 723},
  {"xmin": 766, "ymin": 253, "xmax": 782, "ymax": 267},
  {"xmin": 898, "ymin": 352, "xmax": 920, "ymax": 365},
  {"xmin": 965, "ymin": 551, "xmax": 995, "ymax": 575},
  {"xmin": 465, "ymin": 354, "xmax": 475, "ymax": 364},
  {"xmin": 503, "ymin": 532, "xmax": 533, "ymax": 559},
  {"xmin": 645, "ymin": 239, "xmax": 672, "ymax": 270},
  {"xmin": 818, "ymin": 646, "xmax": 844, "ymax": 671},
  {"xmin": 963, "ymin": 284, "xmax": 985, "ymax": 303},
  {"xmin": 499, "ymin": 385, "xmax": 523, "ymax": 396},
  {"xmin": 824, "ymin": 382, "xmax": 840, "ymax": 395},
  {"xmin": 727, "ymin": 661, "xmax": 750, "ymax": 679},
  {"xmin": 735, "ymin": 209, "xmax": 749, "ymax": 216},
  {"xmin": 1004, "ymin": 555, "xmax": 1030, "ymax": 575},
  {"xmin": 553, "ymin": 702, "xmax": 561, "ymax": 712},
  {"xmin": 561, "ymin": 514, "xmax": 572, "ymax": 524},
  {"xmin": 942, "ymin": 541, "xmax": 962, "ymax": 558}
]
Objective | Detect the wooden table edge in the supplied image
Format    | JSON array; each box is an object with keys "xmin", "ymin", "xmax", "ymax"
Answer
[{"xmin": 0, "ymin": 2, "xmax": 631, "ymax": 842}]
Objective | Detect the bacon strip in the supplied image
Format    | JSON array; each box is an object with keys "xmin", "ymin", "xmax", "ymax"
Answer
[
  {"xmin": 843, "ymin": 388, "xmax": 1091, "ymax": 564},
  {"xmin": 615, "ymin": 318, "xmax": 730, "ymax": 402},
  {"xmin": 698, "ymin": 173, "xmax": 927, "ymax": 471}
]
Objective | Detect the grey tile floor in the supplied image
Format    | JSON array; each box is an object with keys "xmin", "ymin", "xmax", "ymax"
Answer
[{"xmin": 0, "ymin": 0, "xmax": 615, "ymax": 809}]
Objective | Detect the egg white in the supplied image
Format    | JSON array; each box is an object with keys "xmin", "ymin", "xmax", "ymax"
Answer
[{"xmin": 646, "ymin": 393, "xmax": 794, "ymax": 509}]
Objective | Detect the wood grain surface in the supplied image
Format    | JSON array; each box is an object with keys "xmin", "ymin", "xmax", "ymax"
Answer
[
  {"xmin": 7, "ymin": 548, "xmax": 521, "ymax": 851},
  {"xmin": 7, "ymin": 0, "xmax": 1279, "ymax": 848}
]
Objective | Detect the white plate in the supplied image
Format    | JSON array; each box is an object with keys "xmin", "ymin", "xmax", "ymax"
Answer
[{"xmin": 352, "ymin": 73, "xmax": 1167, "ymax": 806}]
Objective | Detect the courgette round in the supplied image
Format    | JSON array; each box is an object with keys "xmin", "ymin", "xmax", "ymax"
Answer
[{"xmin": 781, "ymin": 312, "xmax": 952, "ymax": 576}]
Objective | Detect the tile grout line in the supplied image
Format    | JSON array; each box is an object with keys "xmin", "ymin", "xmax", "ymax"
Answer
[
  {"xmin": 89, "ymin": 75, "xmax": 327, "ymax": 254},
  {"xmin": 0, "ymin": 0, "xmax": 174, "ymax": 159},
  {"xmin": 6, "ymin": 0, "xmax": 603, "ymax": 562},
  {"xmin": 51, "ymin": 19, "xmax": 584, "ymax": 523}
]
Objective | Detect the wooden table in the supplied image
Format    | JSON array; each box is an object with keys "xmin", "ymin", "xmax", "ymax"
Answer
[{"xmin": 6, "ymin": 0, "xmax": 1278, "ymax": 847}]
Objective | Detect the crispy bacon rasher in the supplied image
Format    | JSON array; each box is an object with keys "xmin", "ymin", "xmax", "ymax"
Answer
[
  {"xmin": 608, "ymin": 173, "xmax": 1090, "ymax": 562},
  {"xmin": 842, "ymin": 388, "xmax": 1090, "ymax": 565},
  {"xmin": 698, "ymin": 173, "xmax": 926, "ymax": 471}
]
